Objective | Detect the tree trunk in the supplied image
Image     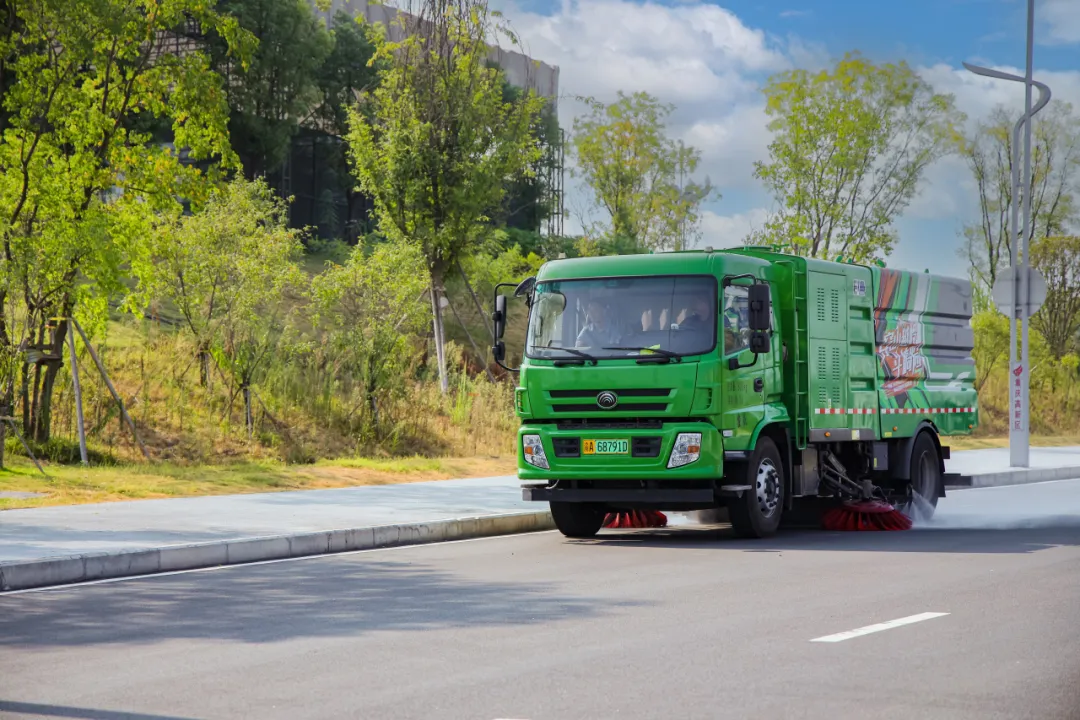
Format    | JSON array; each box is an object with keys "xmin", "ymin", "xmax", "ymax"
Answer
[
  {"xmin": 20, "ymin": 363, "xmax": 29, "ymax": 433},
  {"xmin": 243, "ymin": 385, "xmax": 253, "ymax": 439},
  {"xmin": 429, "ymin": 277, "xmax": 449, "ymax": 394},
  {"xmin": 32, "ymin": 318, "xmax": 68, "ymax": 444},
  {"xmin": 34, "ymin": 359, "xmax": 60, "ymax": 443},
  {"xmin": 199, "ymin": 349, "xmax": 211, "ymax": 388},
  {"xmin": 0, "ymin": 403, "xmax": 8, "ymax": 469}
]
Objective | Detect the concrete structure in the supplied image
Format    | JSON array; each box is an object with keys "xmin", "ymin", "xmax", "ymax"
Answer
[{"xmin": 315, "ymin": 0, "xmax": 560, "ymax": 111}]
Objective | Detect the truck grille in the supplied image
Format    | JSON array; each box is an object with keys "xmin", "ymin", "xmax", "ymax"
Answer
[
  {"xmin": 552, "ymin": 403, "xmax": 668, "ymax": 412},
  {"xmin": 555, "ymin": 419, "xmax": 664, "ymax": 430},
  {"xmin": 548, "ymin": 388, "xmax": 671, "ymax": 398},
  {"xmin": 546, "ymin": 388, "xmax": 673, "ymax": 414}
]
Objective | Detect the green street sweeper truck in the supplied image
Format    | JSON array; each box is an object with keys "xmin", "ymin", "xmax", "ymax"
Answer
[{"xmin": 491, "ymin": 246, "xmax": 979, "ymax": 539}]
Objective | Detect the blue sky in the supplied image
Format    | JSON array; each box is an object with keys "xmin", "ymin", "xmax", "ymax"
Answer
[{"xmin": 500, "ymin": 0, "xmax": 1080, "ymax": 278}]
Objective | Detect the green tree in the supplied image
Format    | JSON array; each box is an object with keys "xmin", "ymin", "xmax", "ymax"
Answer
[
  {"xmin": 1030, "ymin": 235, "xmax": 1080, "ymax": 358},
  {"xmin": 0, "ymin": 0, "xmax": 249, "ymax": 441},
  {"xmin": 311, "ymin": 12, "xmax": 383, "ymax": 239},
  {"xmin": 132, "ymin": 177, "xmax": 305, "ymax": 395},
  {"xmin": 960, "ymin": 101, "xmax": 1080, "ymax": 295},
  {"xmin": 572, "ymin": 91, "xmax": 714, "ymax": 251},
  {"xmin": 494, "ymin": 71, "xmax": 563, "ymax": 233},
  {"xmin": 310, "ymin": 240, "xmax": 428, "ymax": 437},
  {"xmin": 203, "ymin": 0, "xmax": 332, "ymax": 180},
  {"xmin": 971, "ymin": 310, "xmax": 1009, "ymax": 392},
  {"xmin": 750, "ymin": 52, "xmax": 964, "ymax": 263},
  {"xmin": 346, "ymin": 0, "xmax": 544, "ymax": 393}
]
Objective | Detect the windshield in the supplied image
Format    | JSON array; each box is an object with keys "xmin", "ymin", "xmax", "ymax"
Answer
[{"xmin": 526, "ymin": 275, "xmax": 717, "ymax": 360}]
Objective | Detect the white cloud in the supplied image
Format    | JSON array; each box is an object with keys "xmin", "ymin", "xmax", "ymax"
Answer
[
  {"xmin": 496, "ymin": 0, "xmax": 801, "ymax": 234},
  {"xmin": 699, "ymin": 207, "xmax": 770, "ymax": 247},
  {"xmin": 918, "ymin": 62, "xmax": 1080, "ymax": 130},
  {"xmin": 494, "ymin": 0, "xmax": 1080, "ymax": 270},
  {"xmin": 1041, "ymin": 0, "xmax": 1080, "ymax": 45},
  {"xmin": 907, "ymin": 62, "xmax": 1080, "ymax": 233},
  {"xmin": 779, "ymin": 10, "xmax": 811, "ymax": 19}
]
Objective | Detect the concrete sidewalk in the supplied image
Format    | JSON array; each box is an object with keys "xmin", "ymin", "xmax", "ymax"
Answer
[{"xmin": 2, "ymin": 446, "xmax": 1079, "ymax": 591}]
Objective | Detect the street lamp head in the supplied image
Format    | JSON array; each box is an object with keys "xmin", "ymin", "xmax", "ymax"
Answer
[{"xmin": 962, "ymin": 62, "xmax": 1026, "ymax": 84}]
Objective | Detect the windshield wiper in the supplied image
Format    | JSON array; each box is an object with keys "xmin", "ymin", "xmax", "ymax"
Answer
[
  {"xmin": 602, "ymin": 346, "xmax": 682, "ymax": 362},
  {"xmin": 532, "ymin": 345, "xmax": 598, "ymax": 365}
]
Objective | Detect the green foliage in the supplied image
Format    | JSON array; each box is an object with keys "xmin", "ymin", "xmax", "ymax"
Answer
[
  {"xmin": 750, "ymin": 51, "xmax": 964, "ymax": 263},
  {"xmin": 132, "ymin": 177, "xmax": 306, "ymax": 379},
  {"xmin": 960, "ymin": 101, "xmax": 1080, "ymax": 294},
  {"xmin": 314, "ymin": 12, "xmax": 384, "ymax": 139},
  {"xmin": 346, "ymin": 0, "xmax": 545, "ymax": 391},
  {"xmin": 203, "ymin": 0, "xmax": 333, "ymax": 178},
  {"xmin": 1030, "ymin": 235, "xmax": 1080, "ymax": 358},
  {"xmin": 571, "ymin": 91, "xmax": 715, "ymax": 251},
  {"xmin": 309, "ymin": 240, "xmax": 429, "ymax": 435},
  {"xmin": 347, "ymin": 2, "xmax": 544, "ymax": 276},
  {"xmin": 0, "ymin": 0, "xmax": 249, "ymax": 438},
  {"xmin": 971, "ymin": 310, "xmax": 1009, "ymax": 391},
  {"xmin": 497, "ymin": 83, "xmax": 563, "ymax": 232}
]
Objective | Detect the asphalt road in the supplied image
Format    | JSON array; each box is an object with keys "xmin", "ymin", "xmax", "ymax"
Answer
[{"xmin": 3, "ymin": 480, "xmax": 1080, "ymax": 720}]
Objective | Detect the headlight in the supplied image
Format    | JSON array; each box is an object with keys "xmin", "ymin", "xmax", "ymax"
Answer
[
  {"xmin": 667, "ymin": 432, "xmax": 702, "ymax": 468},
  {"xmin": 522, "ymin": 434, "xmax": 550, "ymax": 469}
]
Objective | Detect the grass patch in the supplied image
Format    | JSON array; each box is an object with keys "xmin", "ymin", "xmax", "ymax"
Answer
[
  {"xmin": 946, "ymin": 435, "xmax": 1080, "ymax": 451},
  {"xmin": 0, "ymin": 454, "xmax": 516, "ymax": 509}
]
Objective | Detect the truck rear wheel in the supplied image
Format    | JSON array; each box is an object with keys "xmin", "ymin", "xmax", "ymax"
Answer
[
  {"xmin": 549, "ymin": 502, "xmax": 606, "ymax": 538},
  {"xmin": 729, "ymin": 436, "xmax": 784, "ymax": 539},
  {"xmin": 899, "ymin": 431, "xmax": 941, "ymax": 520}
]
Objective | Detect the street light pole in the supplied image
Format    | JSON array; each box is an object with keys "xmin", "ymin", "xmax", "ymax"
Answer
[
  {"xmin": 1019, "ymin": 0, "xmax": 1035, "ymax": 469},
  {"xmin": 962, "ymin": 0, "xmax": 1051, "ymax": 468}
]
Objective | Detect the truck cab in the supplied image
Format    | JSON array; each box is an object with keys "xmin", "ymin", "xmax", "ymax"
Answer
[{"xmin": 493, "ymin": 248, "xmax": 976, "ymax": 539}]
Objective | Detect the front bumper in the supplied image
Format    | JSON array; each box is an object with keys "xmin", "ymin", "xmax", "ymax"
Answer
[{"xmin": 517, "ymin": 421, "xmax": 729, "ymax": 509}]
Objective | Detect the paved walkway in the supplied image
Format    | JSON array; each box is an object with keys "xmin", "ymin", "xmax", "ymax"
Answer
[{"xmin": 2, "ymin": 446, "xmax": 1079, "ymax": 564}]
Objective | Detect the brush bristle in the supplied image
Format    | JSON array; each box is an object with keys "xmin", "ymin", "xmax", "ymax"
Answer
[
  {"xmin": 603, "ymin": 510, "xmax": 668, "ymax": 529},
  {"xmin": 822, "ymin": 501, "xmax": 913, "ymax": 531}
]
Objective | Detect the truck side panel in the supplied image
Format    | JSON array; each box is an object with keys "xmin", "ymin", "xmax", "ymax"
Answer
[
  {"xmin": 871, "ymin": 269, "xmax": 977, "ymax": 439},
  {"xmin": 806, "ymin": 264, "xmax": 878, "ymax": 440}
]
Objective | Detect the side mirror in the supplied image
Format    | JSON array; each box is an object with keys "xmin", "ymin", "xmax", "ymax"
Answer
[
  {"xmin": 493, "ymin": 294, "xmax": 507, "ymax": 340},
  {"xmin": 749, "ymin": 331, "xmax": 770, "ymax": 354},
  {"xmin": 492, "ymin": 340, "xmax": 506, "ymax": 364},
  {"xmin": 514, "ymin": 276, "xmax": 536, "ymax": 298},
  {"xmin": 748, "ymin": 283, "xmax": 771, "ymax": 331}
]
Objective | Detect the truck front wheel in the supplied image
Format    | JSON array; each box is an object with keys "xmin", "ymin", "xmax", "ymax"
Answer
[
  {"xmin": 549, "ymin": 502, "xmax": 606, "ymax": 538},
  {"xmin": 729, "ymin": 437, "xmax": 785, "ymax": 539}
]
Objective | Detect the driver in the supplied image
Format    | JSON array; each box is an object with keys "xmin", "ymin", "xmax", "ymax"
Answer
[
  {"xmin": 678, "ymin": 294, "xmax": 714, "ymax": 334},
  {"xmin": 722, "ymin": 293, "xmax": 748, "ymax": 353},
  {"xmin": 576, "ymin": 300, "xmax": 620, "ymax": 348}
]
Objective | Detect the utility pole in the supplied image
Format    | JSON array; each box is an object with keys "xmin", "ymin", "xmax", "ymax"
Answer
[{"xmin": 963, "ymin": 0, "xmax": 1051, "ymax": 468}]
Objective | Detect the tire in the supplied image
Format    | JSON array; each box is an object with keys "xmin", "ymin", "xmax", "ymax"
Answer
[
  {"xmin": 549, "ymin": 502, "xmax": 606, "ymax": 538},
  {"xmin": 729, "ymin": 436, "xmax": 785, "ymax": 539},
  {"xmin": 900, "ymin": 431, "xmax": 941, "ymax": 520}
]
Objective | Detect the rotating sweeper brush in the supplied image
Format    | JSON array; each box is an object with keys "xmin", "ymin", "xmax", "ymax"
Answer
[
  {"xmin": 603, "ymin": 510, "xmax": 668, "ymax": 529},
  {"xmin": 817, "ymin": 451, "xmax": 913, "ymax": 532}
]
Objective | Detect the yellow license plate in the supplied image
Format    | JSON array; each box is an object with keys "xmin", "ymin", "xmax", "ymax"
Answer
[{"xmin": 583, "ymin": 439, "xmax": 629, "ymax": 455}]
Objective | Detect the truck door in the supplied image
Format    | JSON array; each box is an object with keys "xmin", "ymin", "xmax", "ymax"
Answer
[{"xmin": 720, "ymin": 281, "xmax": 774, "ymax": 449}]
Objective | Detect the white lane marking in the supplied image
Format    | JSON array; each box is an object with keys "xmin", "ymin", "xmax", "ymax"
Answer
[
  {"xmin": 0, "ymin": 530, "xmax": 558, "ymax": 597},
  {"xmin": 810, "ymin": 612, "xmax": 950, "ymax": 643}
]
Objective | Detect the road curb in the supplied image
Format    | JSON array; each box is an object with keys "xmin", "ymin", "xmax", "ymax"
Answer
[
  {"xmin": 0, "ymin": 510, "xmax": 556, "ymax": 592},
  {"xmin": 946, "ymin": 465, "xmax": 1080, "ymax": 491}
]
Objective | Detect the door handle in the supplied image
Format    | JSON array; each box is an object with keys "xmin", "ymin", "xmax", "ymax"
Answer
[{"xmin": 754, "ymin": 377, "xmax": 764, "ymax": 393}]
